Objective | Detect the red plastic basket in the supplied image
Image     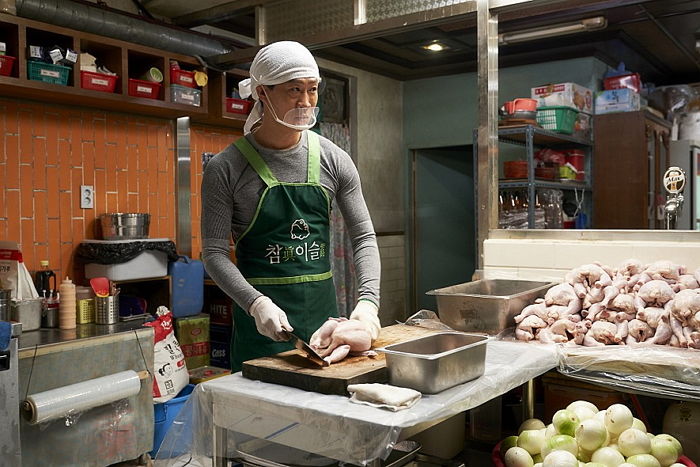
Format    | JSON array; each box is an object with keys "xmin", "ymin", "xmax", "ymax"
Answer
[
  {"xmin": 81, "ymin": 71, "xmax": 118, "ymax": 93},
  {"xmin": 0, "ymin": 55, "xmax": 16, "ymax": 77},
  {"xmin": 171, "ymin": 68, "xmax": 195, "ymax": 88},
  {"xmin": 225, "ymin": 97, "xmax": 252, "ymax": 115},
  {"xmin": 491, "ymin": 440, "xmax": 697, "ymax": 467},
  {"xmin": 128, "ymin": 78, "xmax": 162, "ymax": 99}
]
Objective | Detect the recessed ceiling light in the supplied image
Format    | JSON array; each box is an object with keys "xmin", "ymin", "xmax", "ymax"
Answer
[{"xmin": 422, "ymin": 42, "xmax": 449, "ymax": 52}]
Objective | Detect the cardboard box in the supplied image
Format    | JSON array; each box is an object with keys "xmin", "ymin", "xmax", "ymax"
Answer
[
  {"xmin": 531, "ymin": 82, "xmax": 594, "ymax": 114},
  {"xmin": 573, "ymin": 112, "xmax": 592, "ymax": 140},
  {"xmin": 595, "ymin": 88, "xmax": 641, "ymax": 114},
  {"xmin": 175, "ymin": 313, "xmax": 210, "ymax": 369},
  {"xmin": 210, "ymin": 340, "xmax": 231, "ymax": 369},
  {"xmin": 188, "ymin": 365, "xmax": 231, "ymax": 384}
]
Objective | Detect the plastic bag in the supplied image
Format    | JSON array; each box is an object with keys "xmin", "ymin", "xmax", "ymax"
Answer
[
  {"xmin": 75, "ymin": 240, "xmax": 178, "ymax": 265},
  {"xmin": 144, "ymin": 306, "xmax": 189, "ymax": 403},
  {"xmin": 0, "ymin": 241, "xmax": 38, "ymax": 300}
]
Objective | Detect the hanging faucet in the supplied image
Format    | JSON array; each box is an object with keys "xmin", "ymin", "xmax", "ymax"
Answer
[{"xmin": 663, "ymin": 166, "xmax": 686, "ymax": 230}]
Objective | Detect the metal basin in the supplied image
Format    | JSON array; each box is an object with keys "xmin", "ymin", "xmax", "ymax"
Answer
[
  {"xmin": 100, "ymin": 213, "xmax": 150, "ymax": 240},
  {"xmin": 426, "ymin": 279, "xmax": 555, "ymax": 335},
  {"xmin": 378, "ymin": 332, "xmax": 489, "ymax": 394}
]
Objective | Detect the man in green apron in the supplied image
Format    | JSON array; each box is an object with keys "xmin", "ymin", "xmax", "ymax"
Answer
[{"xmin": 201, "ymin": 41, "xmax": 381, "ymax": 372}]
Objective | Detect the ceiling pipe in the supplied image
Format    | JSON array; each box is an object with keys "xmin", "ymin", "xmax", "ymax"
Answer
[{"xmin": 15, "ymin": 0, "xmax": 232, "ymax": 63}]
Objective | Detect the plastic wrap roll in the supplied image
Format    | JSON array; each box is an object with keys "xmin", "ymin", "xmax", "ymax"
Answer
[{"xmin": 23, "ymin": 370, "xmax": 142, "ymax": 424}]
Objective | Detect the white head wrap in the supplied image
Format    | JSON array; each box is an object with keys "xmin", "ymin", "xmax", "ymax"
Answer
[{"xmin": 239, "ymin": 41, "xmax": 321, "ymax": 134}]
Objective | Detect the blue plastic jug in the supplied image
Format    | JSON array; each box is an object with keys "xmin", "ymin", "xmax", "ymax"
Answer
[{"xmin": 168, "ymin": 256, "xmax": 204, "ymax": 318}]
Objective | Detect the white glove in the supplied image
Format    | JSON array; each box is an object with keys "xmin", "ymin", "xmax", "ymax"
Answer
[
  {"xmin": 248, "ymin": 296, "xmax": 293, "ymax": 341},
  {"xmin": 349, "ymin": 300, "xmax": 381, "ymax": 342}
]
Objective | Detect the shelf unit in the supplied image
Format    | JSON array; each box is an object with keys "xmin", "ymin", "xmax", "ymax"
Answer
[
  {"xmin": 474, "ymin": 124, "xmax": 594, "ymax": 228},
  {"xmin": 0, "ymin": 12, "xmax": 249, "ymax": 128}
]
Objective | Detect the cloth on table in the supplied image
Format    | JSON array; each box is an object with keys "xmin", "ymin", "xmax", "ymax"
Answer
[{"xmin": 347, "ymin": 383, "xmax": 421, "ymax": 411}]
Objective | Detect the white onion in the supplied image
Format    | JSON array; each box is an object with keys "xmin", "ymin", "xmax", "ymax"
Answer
[
  {"xmin": 595, "ymin": 410, "xmax": 607, "ymax": 423},
  {"xmin": 650, "ymin": 436, "xmax": 679, "ymax": 466},
  {"xmin": 618, "ymin": 428, "xmax": 651, "ymax": 457},
  {"xmin": 631, "ymin": 418, "xmax": 647, "ymax": 433},
  {"xmin": 518, "ymin": 429, "xmax": 546, "ymax": 455},
  {"xmin": 568, "ymin": 400, "xmax": 600, "ymax": 414},
  {"xmin": 572, "ymin": 406, "xmax": 598, "ymax": 423},
  {"xmin": 520, "ymin": 418, "xmax": 546, "ymax": 434},
  {"xmin": 534, "ymin": 464, "xmax": 543, "ymax": 467},
  {"xmin": 543, "ymin": 450, "xmax": 578, "ymax": 467},
  {"xmin": 605, "ymin": 404, "xmax": 634, "ymax": 435},
  {"xmin": 576, "ymin": 418, "xmax": 608, "ymax": 451},
  {"xmin": 505, "ymin": 446, "xmax": 534, "ymax": 467},
  {"xmin": 585, "ymin": 463, "xmax": 608, "ymax": 467},
  {"xmin": 625, "ymin": 454, "xmax": 661, "ymax": 467},
  {"xmin": 655, "ymin": 434, "xmax": 683, "ymax": 457},
  {"xmin": 541, "ymin": 434, "xmax": 577, "ymax": 459},
  {"xmin": 544, "ymin": 424, "xmax": 557, "ymax": 441},
  {"xmin": 591, "ymin": 446, "xmax": 626, "ymax": 466},
  {"xmin": 553, "ymin": 409, "xmax": 580, "ymax": 437}
]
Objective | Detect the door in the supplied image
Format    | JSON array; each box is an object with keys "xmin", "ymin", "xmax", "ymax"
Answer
[{"xmin": 412, "ymin": 146, "xmax": 475, "ymax": 312}]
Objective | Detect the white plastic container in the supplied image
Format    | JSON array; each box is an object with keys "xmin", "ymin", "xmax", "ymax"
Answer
[{"xmin": 83, "ymin": 238, "xmax": 169, "ymax": 281}]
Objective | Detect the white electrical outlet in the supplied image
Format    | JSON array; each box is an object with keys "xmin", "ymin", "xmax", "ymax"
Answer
[{"xmin": 80, "ymin": 185, "xmax": 94, "ymax": 209}]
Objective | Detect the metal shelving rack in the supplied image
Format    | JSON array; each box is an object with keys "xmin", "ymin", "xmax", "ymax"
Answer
[{"xmin": 474, "ymin": 124, "xmax": 594, "ymax": 228}]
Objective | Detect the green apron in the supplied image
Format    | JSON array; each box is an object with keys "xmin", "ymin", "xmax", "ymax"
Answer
[{"xmin": 231, "ymin": 131, "xmax": 338, "ymax": 372}]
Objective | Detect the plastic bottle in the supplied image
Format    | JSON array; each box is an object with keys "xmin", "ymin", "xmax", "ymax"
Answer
[
  {"xmin": 58, "ymin": 277, "xmax": 76, "ymax": 330},
  {"xmin": 35, "ymin": 260, "xmax": 57, "ymax": 298}
]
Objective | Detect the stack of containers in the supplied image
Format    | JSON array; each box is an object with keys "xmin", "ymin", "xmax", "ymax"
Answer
[
  {"xmin": 205, "ymin": 286, "xmax": 233, "ymax": 369},
  {"xmin": 595, "ymin": 64, "xmax": 643, "ymax": 115},
  {"xmin": 58, "ymin": 277, "xmax": 76, "ymax": 330},
  {"xmin": 169, "ymin": 60, "xmax": 201, "ymax": 107}
]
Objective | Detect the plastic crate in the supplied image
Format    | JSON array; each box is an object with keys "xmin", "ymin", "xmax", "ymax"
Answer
[
  {"xmin": 28, "ymin": 61, "xmax": 71, "ymax": 85},
  {"xmin": 536, "ymin": 106, "xmax": 578, "ymax": 134},
  {"xmin": 170, "ymin": 68, "xmax": 195, "ymax": 88},
  {"xmin": 128, "ymin": 78, "xmax": 161, "ymax": 99},
  {"xmin": 226, "ymin": 97, "xmax": 252, "ymax": 114},
  {"xmin": 170, "ymin": 84, "xmax": 201, "ymax": 107},
  {"xmin": 152, "ymin": 383, "xmax": 195, "ymax": 457},
  {"xmin": 0, "ymin": 55, "xmax": 16, "ymax": 77},
  {"xmin": 80, "ymin": 70, "xmax": 118, "ymax": 93}
]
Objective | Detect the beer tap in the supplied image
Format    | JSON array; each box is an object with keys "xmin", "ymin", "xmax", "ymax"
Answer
[{"xmin": 663, "ymin": 166, "xmax": 686, "ymax": 230}]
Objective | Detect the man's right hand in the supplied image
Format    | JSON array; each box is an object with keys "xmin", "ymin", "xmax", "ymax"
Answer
[{"xmin": 248, "ymin": 296, "xmax": 293, "ymax": 341}]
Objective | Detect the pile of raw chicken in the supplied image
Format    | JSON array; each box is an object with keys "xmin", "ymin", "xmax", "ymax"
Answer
[{"xmin": 514, "ymin": 259, "xmax": 700, "ymax": 349}]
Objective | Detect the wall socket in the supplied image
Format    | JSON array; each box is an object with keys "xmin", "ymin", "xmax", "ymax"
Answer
[{"xmin": 80, "ymin": 185, "xmax": 94, "ymax": 209}]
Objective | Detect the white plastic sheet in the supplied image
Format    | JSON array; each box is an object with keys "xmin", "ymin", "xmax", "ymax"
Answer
[{"xmin": 156, "ymin": 340, "xmax": 558, "ymax": 465}]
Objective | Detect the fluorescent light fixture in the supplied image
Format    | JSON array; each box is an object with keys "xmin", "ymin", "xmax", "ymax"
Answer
[
  {"xmin": 499, "ymin": 16, "xmax": 607, "ymax": 45},
  {"xmin": 421, "ymin": 41, "xmax": 449, "ymax": 52}
]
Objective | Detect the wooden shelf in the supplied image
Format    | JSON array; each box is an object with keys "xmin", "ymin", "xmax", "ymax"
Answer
[{"xmin": 0, "ymin": 12, "xmax": 247, "ymax": 128}]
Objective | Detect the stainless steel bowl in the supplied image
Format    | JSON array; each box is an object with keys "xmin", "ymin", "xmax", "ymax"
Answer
[
  {"xmin": 100, "ymin": 213, "xmax": 150, "ymax": 240},
  {"xmin": 378, "ymin": 332, "xmax": 489, "ymax": 394}
]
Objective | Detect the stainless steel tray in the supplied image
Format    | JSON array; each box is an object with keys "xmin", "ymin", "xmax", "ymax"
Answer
[
  {"xmin": 378, "ymin": 332, "xmax": 489, "ymax": 394},
  {"xmin": 426, "ymin": 279, "xmax": 555, "ymax": 334}
]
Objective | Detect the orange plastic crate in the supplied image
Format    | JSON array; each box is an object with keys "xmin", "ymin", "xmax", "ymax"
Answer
[{"xmin": 171, "ymin": 68, "xmax": 195, "ymax": 88}]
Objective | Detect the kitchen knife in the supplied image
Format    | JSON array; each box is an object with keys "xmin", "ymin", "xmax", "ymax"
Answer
[{"xmin": 287, "ymin": 332, "xmax": 328, "ymax": 367}]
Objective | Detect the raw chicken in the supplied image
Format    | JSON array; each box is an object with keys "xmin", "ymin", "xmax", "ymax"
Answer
[
  {"xmin": 637, "ymin": 280, "xmax": 675, "ymax": 307},
  {"xmin": 637, "ymin": 307, "xmax": 668, "ymax": 329},
  {"xmin": 514, "ymin": 302, "xmax": 549, "ymax": 324},
  {"xmin": 627, "ymin": 319, "xmax": 654, "ymax": 343},
  {"xmin": 649, "ymin": 315, "xmax": 673, "ymax": 345},
  {"xmin": 583, "ymin": 321, "xmax": 617, "ymax": 346},
  {"xmin": 674, "ymin": 274, "xmax": 699, "ymax": 292},
  {"xmin": 640, "ymin": 260, "xmax": 685, "ymax": 284},
  {"xmin": 311, "ymin": 318, "xmax": 372, "ymax": 360},
  {"xmin": 515, "ymin": 315, "xmax": 547, "ymax": 342},
  {"xmin": 608, "ymin": 293, "xmax": 635, "ymax": 314},
  {"xmin": 669, "ymin": 289, "xmax": 700, "ymax": 324}
]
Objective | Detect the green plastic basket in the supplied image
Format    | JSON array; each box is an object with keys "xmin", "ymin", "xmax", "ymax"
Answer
[
  {"xmin": 536, "ymin": 106, "xmax": 578, "ymax": 134},
  {"xmin": 27, "ymin": 61, "xmax": 71, "ymax": 85}
]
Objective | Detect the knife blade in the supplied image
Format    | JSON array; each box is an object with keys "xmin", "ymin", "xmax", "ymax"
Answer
[{"xmin": 288, "ymin": 332, "xmax": 328, "ymax": 367}]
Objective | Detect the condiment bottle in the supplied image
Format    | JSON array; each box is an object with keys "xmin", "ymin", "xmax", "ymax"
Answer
[{"xmin": 58, "ymin": 277, "xmax": 76, "ymax": 329}]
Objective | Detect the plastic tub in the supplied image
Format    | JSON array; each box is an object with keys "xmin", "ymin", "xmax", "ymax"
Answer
[
  {"xmin": 168, "ymin": 256, "xmax": 204, "ymax": 318},
  {"xmin": 504, "ymin": 160, "xmax": 528, "ymax": 179},
  {"xmin": 27, "ymin": 61, "xmax": 70, "ymax": 85},
  {"xmin": 225, "ymin": 97, "xmax": 252, "ymax": 114},
  {"xmin": 170, "ymin": 84, "xmax": 201, "ymax": 107},
  {"xmin": 0, "ymin": 55, "xmax": 16, "ymax": 76},
  {"xmin": 536, "ymin": 106, "xmax": 578, "ymax": 134},
  {"xmin": 152, "ymin": 384, "xmax": 195, "ymax": 457},
  {"xmin": 170, "ymin": 68, "xmax": 195, "ymax": 88},
  {"xmin": 80, "ymin": 70, "xmax": 118, "ymax": 93},
  {"xmin": 128, "ymin": 78, "xmax": 161, "ymax": 99}
]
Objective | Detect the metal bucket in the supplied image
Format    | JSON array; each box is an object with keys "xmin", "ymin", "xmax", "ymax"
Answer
[
  {"xmin": 95, "ymin": 294, "xmax": 119, "ymax": 324},
  {"xmin": 10, "ymin": 298, "xmax": 43, "ymax": 331},
  {"xmin": 100, "ymin": 213, "xmax": 150, "ymax": 240}
]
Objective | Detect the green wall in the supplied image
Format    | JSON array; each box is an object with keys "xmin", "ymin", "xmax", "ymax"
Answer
[{"xmin": 404, "ymin": 56, "xmax": 609, "ymax": 149}]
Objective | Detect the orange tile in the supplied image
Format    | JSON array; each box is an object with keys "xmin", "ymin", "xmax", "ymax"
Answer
[
  {"xmin": 82, "ymin": 142, "xmax": 95, "ymax": 186},
  {"xmin": 148, "ymin": 193, "xmax": 158, "ymax": 219},
  {"xmin": 5, "ymin": 134, "xmax": 19, "ymax": 189},
  {"xmin": 72, "ymin": 168, "xmax": 82, "ymax": 201},
  {"xmin": 58, "ymin": 139, "xmax": 71, "ymax": 171},
  {"xmin": 127, "ymin": 144, "xmax": 138, "ymax": 174},
  {"xmin": 94, "ymin": 143, "xmax": 106, "ymax": 171},
  {"xmin": 34, "ymin": 244, "xmax": 48, "ymax": 270},
  {"xmin": 0, "ymin": 220, "xmax": 5, "ymax": 241},
  {"xmin": 81, "ymin": 114, "xmax": 95, "ymax": 142},
  {"xmin": 105, "ymin": 145, "xmax": 117, "ymax": 192},
  {"xmin": 4, "ymin": 99, "xmax": 17, "ymax": 134},
  {"xmin": 19, "ymin": 111, "xmax": 33, "ymax": 164},
  {"xmin": 108, "ymin": 117, "xmax": 127, "ymax": 149},
  {"xmin": 158, "ymin": 145, "xmax": 170, "ymax": 174},
  {"xmin": 58, "ymin": 161, "xmax": 72, "ymax": 191},
  {"xmin": 72, "ymin": 218, "xmax": 84, "ymax": 246},
  {"xmin": 59, "ymin": 191, "xmax": 72, "ymax": 240},
  {"xmin": 6, "ymin": 190, "xmax": 20, "ymax": 241},
  {"xmin": 147, "ymin": 147, "xmax": 158, "ymax": 177},
  {"xmin": 147, "ymin": 124, "xmax": 159, "ymax": 147},
  {"xmin": 21, "ymin": 218, "xmax": 33, "ymax": 264},
  {"xmin": 32, "ymin": 139, "xmax": 47, "ymax": 190},
  {"xmin": 34, "ymin": 190, "xmax": 47, "ymax": 241},
  {"xmin": 20, "ymin": 165, "xmax": 34, "ymax": 218},
  {"xmin": 32, "ymin": 110, "xmax": 46, "ymax": 138},
  {"xmin": 106, "ymin": 192, "xmax": 118, "ymax": 213},
  {"xmin": 127, "ymin": 163, "xmax": 138, "ymax": 194},
  {"xmin": 47, "ymin": 167, "xmax": 60, "ymax": 218},
  {"xmin": 94, "ymin": 168, "xmax": 106, "ymax": 212},
  {"xmin": 45, "ymin": 112, "xmax": 59, "ymax": 149},
  {"xmin": 60, "ymin": 241, "xmax": 73, "ymax": 282},
  {"xmin": 117, "ymin": 170, "xmax": 128, "ymax": 210},
  {"xmin": 0, "ymin": 166, "xmax": 5, "ymax": 217},
  {"xmin": 94, "ymin": 118, "xmax": 106, "ymax": 152},
  {"xmin": 84, "ymin": 214, "xmax": 97, "ymax": 239},
  {"xmin": 48, "ymin": 220, "xmax": 60, "ymax": 269}
]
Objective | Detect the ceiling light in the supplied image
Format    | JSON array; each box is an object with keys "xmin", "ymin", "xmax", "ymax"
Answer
[
  {"xmin": 499, "ymin": 16, "xmax": 607, "ymax": 45},
  {"xmin": 421, "ymin": 41, "xmax": 449, "ymax": 52}
]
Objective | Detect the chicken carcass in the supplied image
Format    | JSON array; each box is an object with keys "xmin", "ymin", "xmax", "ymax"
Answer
[
  {"xmin": 583, "ymin": 321, "xmax": 617, "ymax": 346},
  {"xmin": 674, "ymin": 274, "xmax": 699, "ymax": 292},
  {"xmin": 312, "ymin": 318, "xmax": 372, "ymax": 359},
  {"xmin": 649, "ymin": 315, "xmax": 674, "ymax": 345},
  {"xmin": 626, "ymin": 319, "xmax": 654, "ymax": 344},
  {"xmin": 669, "ymin": 289, "xmax": 700, "ymax": 325},
  {"xmin": 640, "ymin": 260, "xmax": 685, "ymax": 284},
  {"xmin": 515, "ymin": 315, "xmax": 548, "ymax": 342},
  {"xmin": 514, "ymin": 302, "xmax": 550, "ymax": 324},
  {"xmin": 637, "ymin": 307, "xmax": 668, "ymax": 329},
  {"xmin": 637, "ymin": 280, "xmax": 675, "ymax": 308}
]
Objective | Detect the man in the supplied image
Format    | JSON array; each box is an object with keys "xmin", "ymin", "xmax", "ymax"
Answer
[{"xmin": 201, "ymin": 41, "xmax": 381, "ymax": 372}]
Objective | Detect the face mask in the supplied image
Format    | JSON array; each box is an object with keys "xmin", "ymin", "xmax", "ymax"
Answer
[{"xmin": 264, "ymin": 91, "xmax": 319, "ymax": 131}]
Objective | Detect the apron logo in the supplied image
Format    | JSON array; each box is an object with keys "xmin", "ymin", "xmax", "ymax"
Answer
[{"xmin": 290, "ymin": 219, "xmax": 311, "ymax": 240}]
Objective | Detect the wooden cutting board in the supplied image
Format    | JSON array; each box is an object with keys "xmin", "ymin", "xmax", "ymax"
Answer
[{"xmin": 242, "ymin": 324, "xmax": 440, "ymax": 395}]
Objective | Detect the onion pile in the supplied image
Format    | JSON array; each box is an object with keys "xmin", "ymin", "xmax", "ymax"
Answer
[{"xmin": 502, "ymin": 401, "xmax": 686, "ymax": 467}]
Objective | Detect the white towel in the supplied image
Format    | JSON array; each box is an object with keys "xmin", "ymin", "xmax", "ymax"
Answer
[
  {"xmin": 238, "ymin": 41, "xmax": 320, "ymax": 134},
  {"xmin": 347, "ymin": 383, "xmax": 421, "ymax": 411}
]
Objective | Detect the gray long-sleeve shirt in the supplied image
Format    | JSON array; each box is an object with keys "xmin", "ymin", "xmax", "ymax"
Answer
[{"xmin": 201, "ymin": 131, "xmax": 380, "ymax": 312}]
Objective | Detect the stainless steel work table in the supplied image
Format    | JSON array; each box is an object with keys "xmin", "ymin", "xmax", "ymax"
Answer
[{"xmin": 157, "ymin": 340, "xmax": 559, "ymax": 466}]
